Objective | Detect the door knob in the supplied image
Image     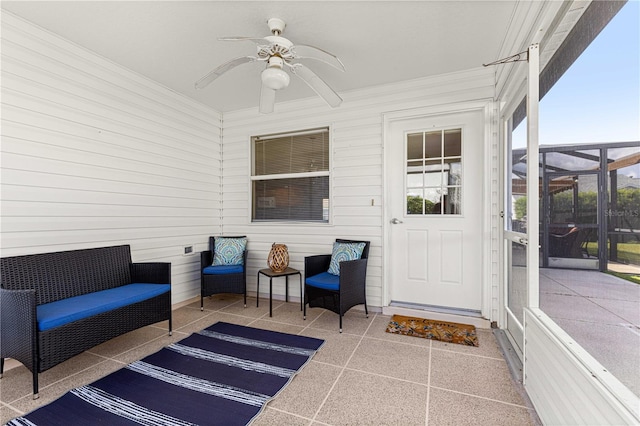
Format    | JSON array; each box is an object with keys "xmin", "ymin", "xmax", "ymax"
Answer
[{"xmin": 390, "ymin": 218, "xmax": 404, "ymax": 224}]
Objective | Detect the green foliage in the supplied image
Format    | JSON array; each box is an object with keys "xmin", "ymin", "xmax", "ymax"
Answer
[
  {"xmin": 585, "ymin": 241, "xmax": 640, "ymax": 265},
  {"xmin": 407, "ymin": 195, "xmax": 423, "ymax": 214},
  {"xmin": 606, "ymin": 271, "xmax": 640, "ymax": 285},
  {"xmin": 516, "ymin": 188, "xmax": 639, "ymax": 226},
  {"xmin": 618, "ymin": 188, "xmax": 640, "ymax": 207},
  {"xmin": 549, "ymin": 191, "xmax": 598, "ymax": 223},
  {"xmin": 407, "ymin": 195, "xmax": 434, "ymax": 214},
  {"xmin": 515, "ymin": 197, "xmax": 527, "ymax": 220},
  {"xmin": 425, "ymin": 199, "xmax": 435, "ymax": 213},
  {"xmin": 610, "ymin": 188, "xmax": 640, "ymax": 229}
]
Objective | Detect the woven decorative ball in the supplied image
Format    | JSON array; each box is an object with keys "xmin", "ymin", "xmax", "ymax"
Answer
[{"xmin": 267, "ymin": 243, "xmax": 289, "ymax": 272}]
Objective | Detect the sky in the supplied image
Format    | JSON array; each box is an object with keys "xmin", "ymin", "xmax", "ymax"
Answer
[{"xmin": 512, "ymin": 1, "xmax": 640, "ymax": 148}]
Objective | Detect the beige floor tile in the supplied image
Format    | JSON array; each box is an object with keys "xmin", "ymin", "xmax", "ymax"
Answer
[
  {"xmin": 8, "ymin": 359, "xmax": 123, "ymax": 419},
  {"xmin": 347, "ymin": 337, "xmax": 431, "ymax": 384},
  {"xmin": 1, "ymin": 364, "xmax": 40, "ymax": 404},
  {"xmin": 86, "ymin": 324, "xmax": 168, "ymax": 358},
  {"xmin": 300, "ymin": 327, "xmax": 363, "ymax": 367},
  {"xmin": 175, "ymin": 310, "xmax": 254, "ymax": 334},
  {"xmin": 305, "ymin": 308, "xmax": 373, "ymax": 335},
  {"xmin": 315, "ymin": 369, "xmax": 428, "ymax": 425},
  {"xmin": 254, "ymin": 295, "xmax": 286, "ymax": 312},
  {"xmin": 111, "ymin": 330, "xmax": 189, "ymax": 364},
  {"xmin": 191, "ymin": 293, "xmax": 246, "ymax": 311},
  {"xmin": 268, "ymin": 361, "xmax": 342, "ymax": 418},
  {"xmin": 247, "ymin": 319, "xmax": 306, "ymax": 335},
  {"xmin": 167, "ymin": 304, "xmax": 216, "ymax": 328},
  {"xmin": 1, "ymin": 300, "xmax": 540, "ymax": 426},
  {"xmin": 0, "ymin": 351, "xmax": 104, "ymax": 403},
  {"xmin": 222, "ymin": 296, "xmax": 277, "ymax": 318},
  {"xmin": 430, "ymin": 350, "xmax": 525, "ymax": 405},
  {"xmin": 428, "ymin": 387, "xmax": 537, "ymax": 426},
  {"xmin": 1, "ymin": 404, "xmax": 21, "ymax": 426},
  {"xmin": 252, "ymin": 407, "xmax": 311, "ymax": 426},
  {"xmin": 266, "ymin": 300, "xmax": 316, "ymax": 326}
]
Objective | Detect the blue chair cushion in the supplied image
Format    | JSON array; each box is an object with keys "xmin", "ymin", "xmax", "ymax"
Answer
[
  {"xmin": 212, "ymin": 237, "xmax": 247, "ymax": 266},
  {"xmin": 203, "ymin": 265, "xmax": 244, "ymax": 275},
  {"xmin": 306, "ymin": 272, "xmax": 340, "ymax": 291},
  {"xmin": 327, "ymin": 241, "xmax": 366, "ymax": 275},
  {"xmin": 37, "ymin": 283, "xmax": 171, "ymax": 332}
]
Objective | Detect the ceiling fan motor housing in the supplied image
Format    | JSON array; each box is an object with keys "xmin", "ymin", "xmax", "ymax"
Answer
[
  {"xmin": 267, "ymin": 18, "xmax": 286, "ymax": 35},
  {"xmin": 257, "ymin": 35, "xmax": 294, "ymax": 61}
]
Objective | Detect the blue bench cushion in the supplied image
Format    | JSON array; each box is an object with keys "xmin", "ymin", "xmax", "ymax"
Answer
[
  {"xmin": 37, "ymin": 283, "xmax": 171, "ymax": 332},
  {"xmin": 203, "ymin": 265, "xmax": 244, "ymax": 275},
  {"xmin": 306, "ymin": 272, "xmax": 340, "ymax": 291}
]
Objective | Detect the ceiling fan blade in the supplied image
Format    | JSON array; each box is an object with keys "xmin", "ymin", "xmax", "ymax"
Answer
[
  {"xmin": 291, "ymin": 64, "xmax": 342, "ymax": 108},
  {"xmin": 218, "ymin": 37, "xmax": 266, "ymax": 44},
  {"xmin": 293, "ymin": 44, "xmax": 345, "ymax": 71},
  {"xmin": 195, "ymin": 56, "xmax": 257, "ymax": 90},
  {"xmin": 259, "ymin": 83, "xmax": 276, "ymax": 114}
]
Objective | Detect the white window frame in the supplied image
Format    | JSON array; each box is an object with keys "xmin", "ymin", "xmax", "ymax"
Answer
[{"xmin": 250, "ymin": 127, "xmax": 331, "ymax": 223}]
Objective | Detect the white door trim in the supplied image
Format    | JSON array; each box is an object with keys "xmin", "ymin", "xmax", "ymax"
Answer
[{"xmin": 382, "ymin": 100, "xmax": 495, "ymax": 323}]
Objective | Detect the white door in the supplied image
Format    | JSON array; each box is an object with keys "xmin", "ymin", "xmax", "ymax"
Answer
[{"xmin": 387, "ymin": 109, "xmax": 485, "ymax": 312}]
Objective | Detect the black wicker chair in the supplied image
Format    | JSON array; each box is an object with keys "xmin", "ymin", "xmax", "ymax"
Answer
[
  {"xmin": 200, "ymin": 236, "xmax": 248, "ymax": 310},
  {"xmin": 0, "ymin": 289, "xmax": 38, "ymax": 397},
  {"xmin": 303, "ymin": 239, "xmax": 370, "ymax": 332}
]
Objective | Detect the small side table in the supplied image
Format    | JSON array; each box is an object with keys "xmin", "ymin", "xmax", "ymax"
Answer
[{"xmin": 257, "ymin": 267, "xmax": 302, "ymax": 317}]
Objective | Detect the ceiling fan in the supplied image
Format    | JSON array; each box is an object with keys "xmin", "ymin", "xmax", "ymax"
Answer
[{"xmin": 195, "ymin": 18, "xmax": 345, "ymax": 114}]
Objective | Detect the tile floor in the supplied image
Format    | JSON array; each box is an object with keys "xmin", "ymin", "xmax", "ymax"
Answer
[
  {"xmin": 539, "ymin": 268, "xmax": 640, "ymax": 397},
  {"xmin": 1, "ymin": 295, "xmax": 541, "ymax": 425}
]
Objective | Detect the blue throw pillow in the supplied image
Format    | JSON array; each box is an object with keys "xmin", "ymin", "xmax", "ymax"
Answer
[
  {"xmin": 327, "ymin": 242, "xmax": 366, "ymax": 276},
  {"xmin": 213, "ymin": 237, "xmax": 247, "ymax": 266}
]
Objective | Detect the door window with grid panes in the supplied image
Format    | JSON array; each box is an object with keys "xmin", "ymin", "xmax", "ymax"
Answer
[{"xmin": 406, "ymin": 128, "xmax": 462, "ymax": 215}]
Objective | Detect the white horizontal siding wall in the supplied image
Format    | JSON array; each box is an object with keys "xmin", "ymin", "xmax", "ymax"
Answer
[
  {"xmin": 524, "ymin": 310, "xmax": 640, "ymax": 424},
  {"xmin": 223, "ymin": 67, "xmax": 497, "ymax": 310},
  {"xmin": 0, "ymin": 12, "xmax": 222, "ymax": 304}
]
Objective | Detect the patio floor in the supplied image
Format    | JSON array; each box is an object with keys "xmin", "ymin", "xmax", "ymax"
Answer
[
  {"xmin": 1, "ymin": 295, "xmax": 541, "ymax": 425},
  {"xmin": 539, "ymin": 267, "xmax": 640, "ymax": 398}
]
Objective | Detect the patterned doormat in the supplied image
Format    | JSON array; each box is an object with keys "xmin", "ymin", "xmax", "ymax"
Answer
[{"xmin": 385, "ymin": 314, "xmax": 479, "ymax": 346}]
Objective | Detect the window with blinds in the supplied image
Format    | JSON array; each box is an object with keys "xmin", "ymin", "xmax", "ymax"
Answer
[{"xmin": 251, "ymin": 128, "xmax": 330, "ymax": 222}]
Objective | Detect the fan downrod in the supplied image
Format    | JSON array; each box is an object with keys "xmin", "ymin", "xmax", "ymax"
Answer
[{"xmin": 267, "ymin": 18, "xmax": 286, "ymax": 36}]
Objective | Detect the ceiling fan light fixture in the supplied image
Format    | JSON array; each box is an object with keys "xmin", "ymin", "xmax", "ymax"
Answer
[{"xmin": 261, "ymin": 58, "xmax": 290, "ymax": 90}]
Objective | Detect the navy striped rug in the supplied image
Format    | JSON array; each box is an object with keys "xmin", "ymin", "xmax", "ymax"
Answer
[{"xmin": 7, "ymin": 322, "xmax": 324, "ymax": 426}]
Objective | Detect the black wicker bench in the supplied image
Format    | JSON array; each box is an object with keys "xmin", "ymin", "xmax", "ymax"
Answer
[{"xmin": 0, "ymin": 245, "xmax": 172, "ymax": 398}]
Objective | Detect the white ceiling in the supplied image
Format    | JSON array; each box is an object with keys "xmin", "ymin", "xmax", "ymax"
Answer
[{"xmin": 1, "ymin": 1, "xmax": 519, "ymax": 112}]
